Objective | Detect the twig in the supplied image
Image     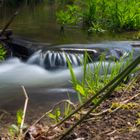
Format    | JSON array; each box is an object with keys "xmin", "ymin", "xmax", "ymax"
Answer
[
  {"xmin": 24, "ymin": 100, "xmax": 75, "ymax": 137},
  {"xmin": 0, "ymin": 109, "xmax": 10, "ymax": 114},
  {"xmin": 123, "ymin": 78, "xmax": 136, "ymax": 92},
  {"xmin": 106, "ymin": 130, "xmax": 117, "ymax": 136},
  {"xmin": 20, "ymin": 86, "xmax": 29, "ymax": 136},
  {"xmin": 0, "ymin": 11, "xmax": 18, "ymax": 36},
  {"xmin": 80, "ymin": 108, "xmax": 109, "ymax": 116},
  {"xmin": 0, "ymin": 110, "xmax": 10, "ymax": 121}
]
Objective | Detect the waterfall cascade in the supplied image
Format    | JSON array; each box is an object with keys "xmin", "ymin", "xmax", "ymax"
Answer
[
  {"xmin": 27, "ymin": 47, "xmax": 129, "ymax": 70},
  {"xmin": 0, "ymin": 41, "xmax": 139, "ymax": 89}
]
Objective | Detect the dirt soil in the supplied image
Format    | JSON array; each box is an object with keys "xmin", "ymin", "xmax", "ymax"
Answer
[
  {"xmin": 63, "ymin": 81, "xmax": 140, "ymax": 140},
  {"xmin": 0, "ymin": 80, "xmax": 140, "ymax": 140}
]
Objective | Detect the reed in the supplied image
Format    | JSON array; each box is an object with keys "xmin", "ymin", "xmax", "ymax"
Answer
[
  {"xmin": 60, "ymin": 54, "xmax": 140, "ymax": 139},
  {"xmin": 68, "ymin": 52, "xmax": 134, "ymax": 103}
]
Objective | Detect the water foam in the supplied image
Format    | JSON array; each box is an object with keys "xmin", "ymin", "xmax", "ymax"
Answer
[
  {"xmin": 0, "ymin": 57, "xmax": 125, "ymax": 88},
  {"xmin": 0, "ymin": 42, "xmax": 135, "ymax": 89}
]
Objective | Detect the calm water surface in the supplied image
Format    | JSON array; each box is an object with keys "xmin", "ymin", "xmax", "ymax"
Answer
[{"xmin": 0, "ymin": 2, "xmax": 138, "ymax": 44}]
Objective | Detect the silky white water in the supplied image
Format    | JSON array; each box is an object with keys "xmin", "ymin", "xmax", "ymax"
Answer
[
  {"xmin": 0, "ymin": 41, "xmax": 139, "ymax": 89},
  {"xmin": 0, "ymin": 41, "xmax": 140, "ymax": 110},
  {"xmin": 0, "ymin": 57, "xmax": 119, "ymax": 88}
]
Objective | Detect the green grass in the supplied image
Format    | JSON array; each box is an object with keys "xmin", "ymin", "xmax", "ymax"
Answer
[
  {"xmin": 59, "ymin": 51, "xmax": 140, "ymax": 139},
  {"xmin": 68, "ymin": 51, "xmax": 134, "ymax": 104},
  {"xmin": 56, "ymin": 0, "xmax": 140, "ymax": 32},
  {"xmin": 0, "ymin": 43, "xmax": 6, "ymax": 60}
]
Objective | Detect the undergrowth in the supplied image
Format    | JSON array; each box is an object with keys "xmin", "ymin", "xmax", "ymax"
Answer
[
  {"xmin": 68, "ymin": 51, "xmax": 134, "ymax": 104},
  {"xmin": 56, "ymin": 0, "xmax": 140, "ymax": 32}
]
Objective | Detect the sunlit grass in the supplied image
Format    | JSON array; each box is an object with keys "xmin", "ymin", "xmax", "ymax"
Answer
[{"xmin": 68, "ymin": 51, "xmax": 134, "ymax": 104}]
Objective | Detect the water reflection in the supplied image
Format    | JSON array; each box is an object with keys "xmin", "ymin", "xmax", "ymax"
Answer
[{"xmin": 0, "ymin": 1, "xmax": 138, "ymax": 44}]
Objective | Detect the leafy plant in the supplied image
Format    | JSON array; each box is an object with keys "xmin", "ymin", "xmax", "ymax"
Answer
[
  {"xmin": 56, "ymin": 5, "xmax": 81, "ymax": 32},
  {"xmin": 56, "ymin": 0, "xmax": 140, "ymax": 32},
  {"xmin": 48, "ymin": 108, "xmax": 61, "ymax": 123},
  {"xmin": 48, "ymin": 101, "xmax": 74, "ymax": 123},
  {"xmin": 88, "ymin": 22, "xmax": 105, "ymax": 33},
  {"xmin": 68, "ymin": 51, "xmax": 134, "ymax": 104},
  {"xmin": 9, "ymin": 109, "xmax": 23, "ymax": 138},
  {"xmin": 59, "ymin": 51, "xmax": 140, "ymax": 139},
  {"xmin": 0, "ymin": 44, "xmax": 6, "ymax": 60},
  {"xmin": 9, "ymin": 124, "xmax": 19, "ymax": 139},
  {"xmin": 64, "ymin": 102, "xmax": 73, "ymax": 117}
]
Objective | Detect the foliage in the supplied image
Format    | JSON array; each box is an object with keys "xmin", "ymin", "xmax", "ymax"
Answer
[
  {"xmin": 82, "ymin": 0, "xmax": 97, "ymax": 27},
  {"xmin": 48, "ymin": 101, "xmax": 74, "ymax": 123},
  {"xmin": 48, "ymin": 108, "xmax": 61, "ymax": 123},
  {"xmin": 3, "ymin": 0, "xmax": 140, "ymax": 32},
  {"xmin": 88, "ymin": 22, "xmax": 106, "ymax": 34},
  {"xmin": 105, "ymin": 0, "xmax": 140, "ymax": 31},
  {"xmin": 9, "ymin": 109, "xmax": 24, "ymax": 137},
  {"xmin": 16, "ymin": 109, "xmax": 23, "ymax": 126},
  {"xmin": 56, "ymin": 5, "xmax": 81, "ymax": 31},
  {"xmin": 68, "ymin": 52, "xmax": 134, "ymax": 104},
  {"xmin": 84, "ymin": 0, "xmax": 140, "ymax": 31},
  {"xmin": 59, "ymin": 52, "xmax": 140, "ymax": 139},
  {"xmin": 56, "ymin": 0, "xmax": 140, "ymax": 32},
  {"xmin": 0, "ymin": 44, "xmax": 6, "ymax": 60}
]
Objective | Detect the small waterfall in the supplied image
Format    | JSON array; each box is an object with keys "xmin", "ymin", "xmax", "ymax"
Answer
[
  {"xmin": 0, "ymin": 57, "xmax": 125, "ymax": 89},
  {"xmin": 27, "ymin": 50, "xmax": 84, "ymax": 70},
  {"xmin": 27, "ymin": 47, "xmax": 130, "ymax": 70},
  {"xmin": 0, "ymin": 42, "xmax": 136, "ymax": 90},
  {"xmin": 27, "ymin": 50, "xmax": 45, "ymax": 67}
]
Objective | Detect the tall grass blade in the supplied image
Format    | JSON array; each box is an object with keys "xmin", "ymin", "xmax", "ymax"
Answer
[
  {"xmin": 56, "ymin": 55, "xmax": 140, "ymax": 136},
  {"xmin": 66, "ymin": 54, "xmax": 83, "ymax": 104},
  {"xmin": 60, "ymin": 55, "xmax": 140, "ymax": 139}
]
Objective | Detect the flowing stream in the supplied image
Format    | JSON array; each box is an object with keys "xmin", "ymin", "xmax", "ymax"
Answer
[
  {"xmin": 0, "ymin": 41, "xmax": 140, "ymax": 112},
  {"xmin": 0, "ymin": 2, "xmax": 140, "ymax": 121},
  {"xmin": 0, "ymin": 2, "xmax": 139, "ymax": 44}
]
